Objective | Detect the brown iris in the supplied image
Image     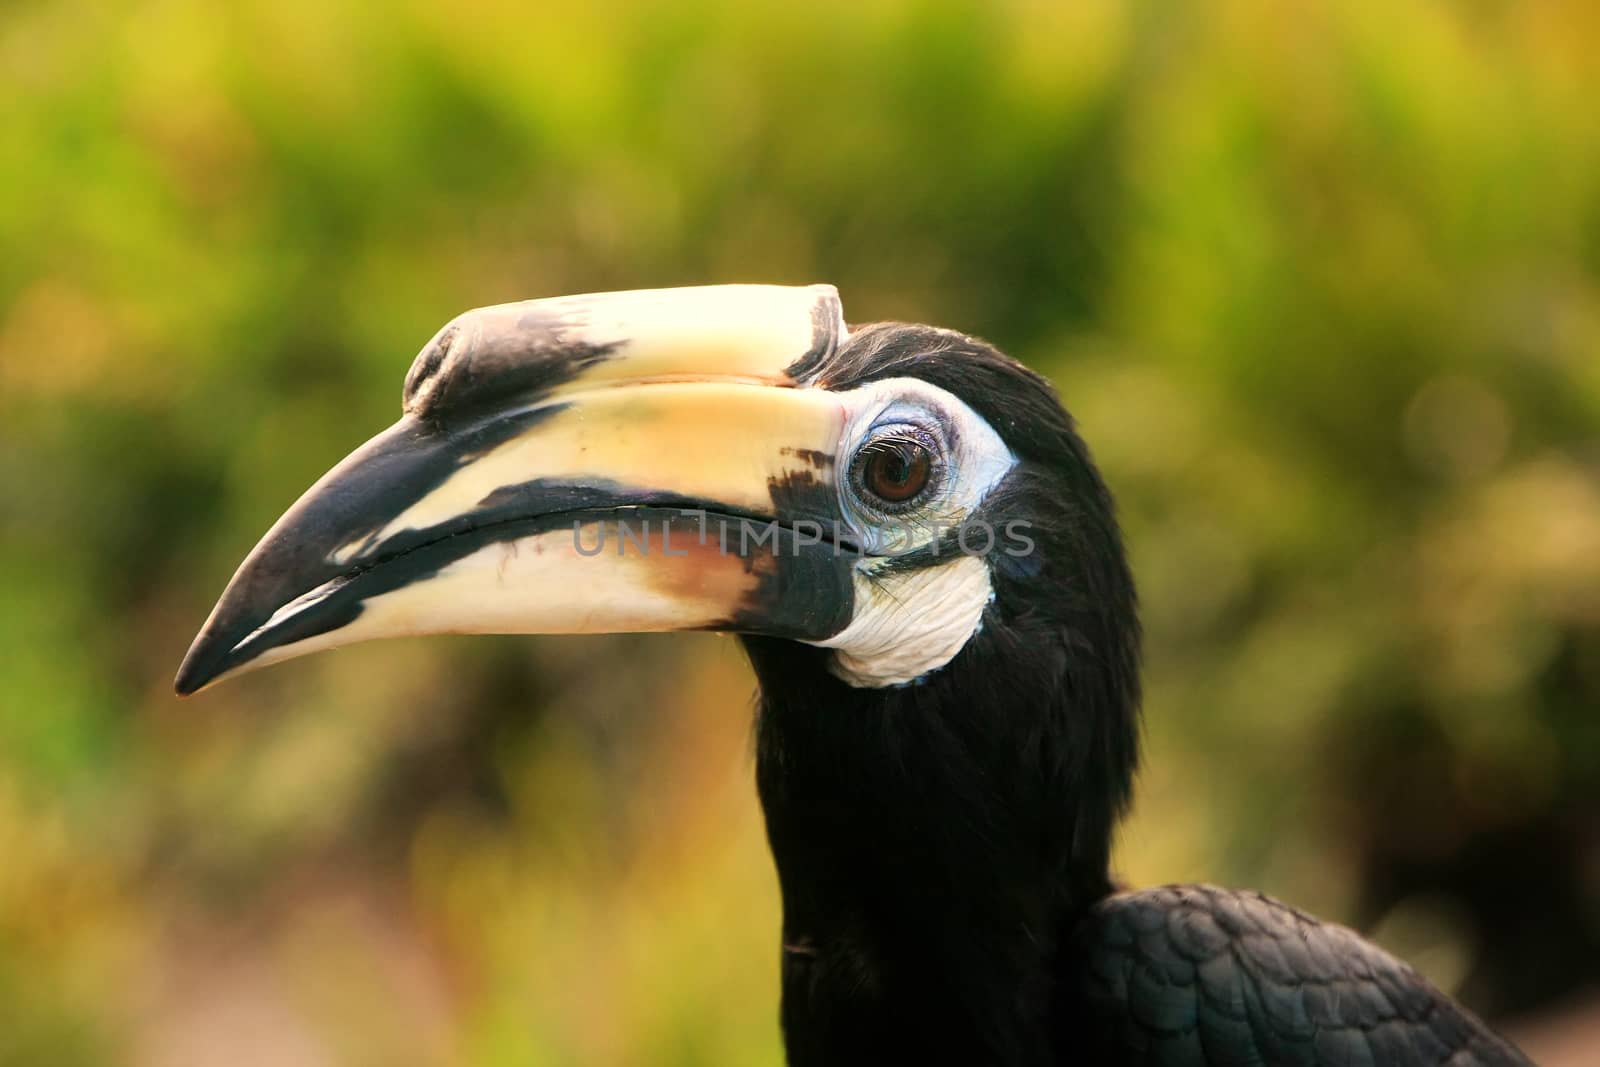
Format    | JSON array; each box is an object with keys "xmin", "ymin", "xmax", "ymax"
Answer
[{"xmin": 857, "ymin": 438, "xmax": 933, "ymax": 505}]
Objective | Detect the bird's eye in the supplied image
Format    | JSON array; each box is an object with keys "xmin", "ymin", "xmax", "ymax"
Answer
[{"xmin": 853, "ymin": 436, "xmax": 934, "ymax": 509}]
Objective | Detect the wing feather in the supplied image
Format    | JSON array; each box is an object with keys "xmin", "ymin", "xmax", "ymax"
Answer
[{"xmin": 1064, "ymin": 885, "xmax": 1530, "ymax": 1066}]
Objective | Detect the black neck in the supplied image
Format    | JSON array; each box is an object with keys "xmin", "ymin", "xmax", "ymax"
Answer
[{"xmin": 745, "ymin": 599, "xmax": 1138, "ymax": 1065}]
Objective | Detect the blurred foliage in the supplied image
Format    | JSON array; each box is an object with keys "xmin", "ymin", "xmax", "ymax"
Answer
[{"xmin": 3, "ymin": 0, "xmax": 1599, "ymax": 1063}]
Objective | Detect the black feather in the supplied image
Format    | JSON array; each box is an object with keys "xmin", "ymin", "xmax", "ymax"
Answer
[{"xmin": 1063, "ymin": 886, "xmax": 1531, "ymax": 1066}]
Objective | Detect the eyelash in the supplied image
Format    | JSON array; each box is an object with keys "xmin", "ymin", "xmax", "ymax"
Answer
[{"xmin": 848, "ymin": 426, "xmax": 944, "ymax": 515}]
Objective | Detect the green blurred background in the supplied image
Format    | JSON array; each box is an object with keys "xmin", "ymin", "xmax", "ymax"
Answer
[{"xmin": 4, "ymin": 1, "xmax": 1599, "ymax": 1063}]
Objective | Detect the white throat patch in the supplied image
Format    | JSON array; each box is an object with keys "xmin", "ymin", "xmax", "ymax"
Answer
[{"xmin": 816, "ymin": 555, "xmax": 995, "ymax": 687}]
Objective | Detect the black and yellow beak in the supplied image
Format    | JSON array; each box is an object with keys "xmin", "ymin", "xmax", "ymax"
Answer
[{"xmin": 175, "ymin": 285, "xmax": 860, "ymax": 694}]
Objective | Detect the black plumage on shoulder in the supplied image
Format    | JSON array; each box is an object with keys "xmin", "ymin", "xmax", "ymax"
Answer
[{"xmin": 1065, "ymin": 885, "xmax": 1530, "ymax": 1066}]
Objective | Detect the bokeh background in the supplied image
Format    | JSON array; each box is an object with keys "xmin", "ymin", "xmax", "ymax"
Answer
[{"xmin": 4, "ymin": 1, "xmax": 1599, "ymax": 1063}]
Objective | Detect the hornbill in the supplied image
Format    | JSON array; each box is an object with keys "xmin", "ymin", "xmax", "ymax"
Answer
[{"xmin": 177, "ymin": 285, "xmax": 1532, "ymax": 1065}]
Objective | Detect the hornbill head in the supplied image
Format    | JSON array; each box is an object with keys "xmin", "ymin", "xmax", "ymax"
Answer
[{"xmin": 176, "ymin": 286, "xmax": 1138, "ymax": 786}]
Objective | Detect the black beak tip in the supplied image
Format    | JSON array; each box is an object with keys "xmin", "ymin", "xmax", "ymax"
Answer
[
  {"xmin": 173, "ymin": 659, "xmax": 205, "ymax": 698},
  {"xmin": 173, "ymin": 638, "xmax": 225, "ymax": 696}
]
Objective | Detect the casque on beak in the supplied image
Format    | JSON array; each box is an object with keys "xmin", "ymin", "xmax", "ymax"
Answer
[{"xmin": 175, "ymin": 285, "xmax": 860, "ymax": 694}]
